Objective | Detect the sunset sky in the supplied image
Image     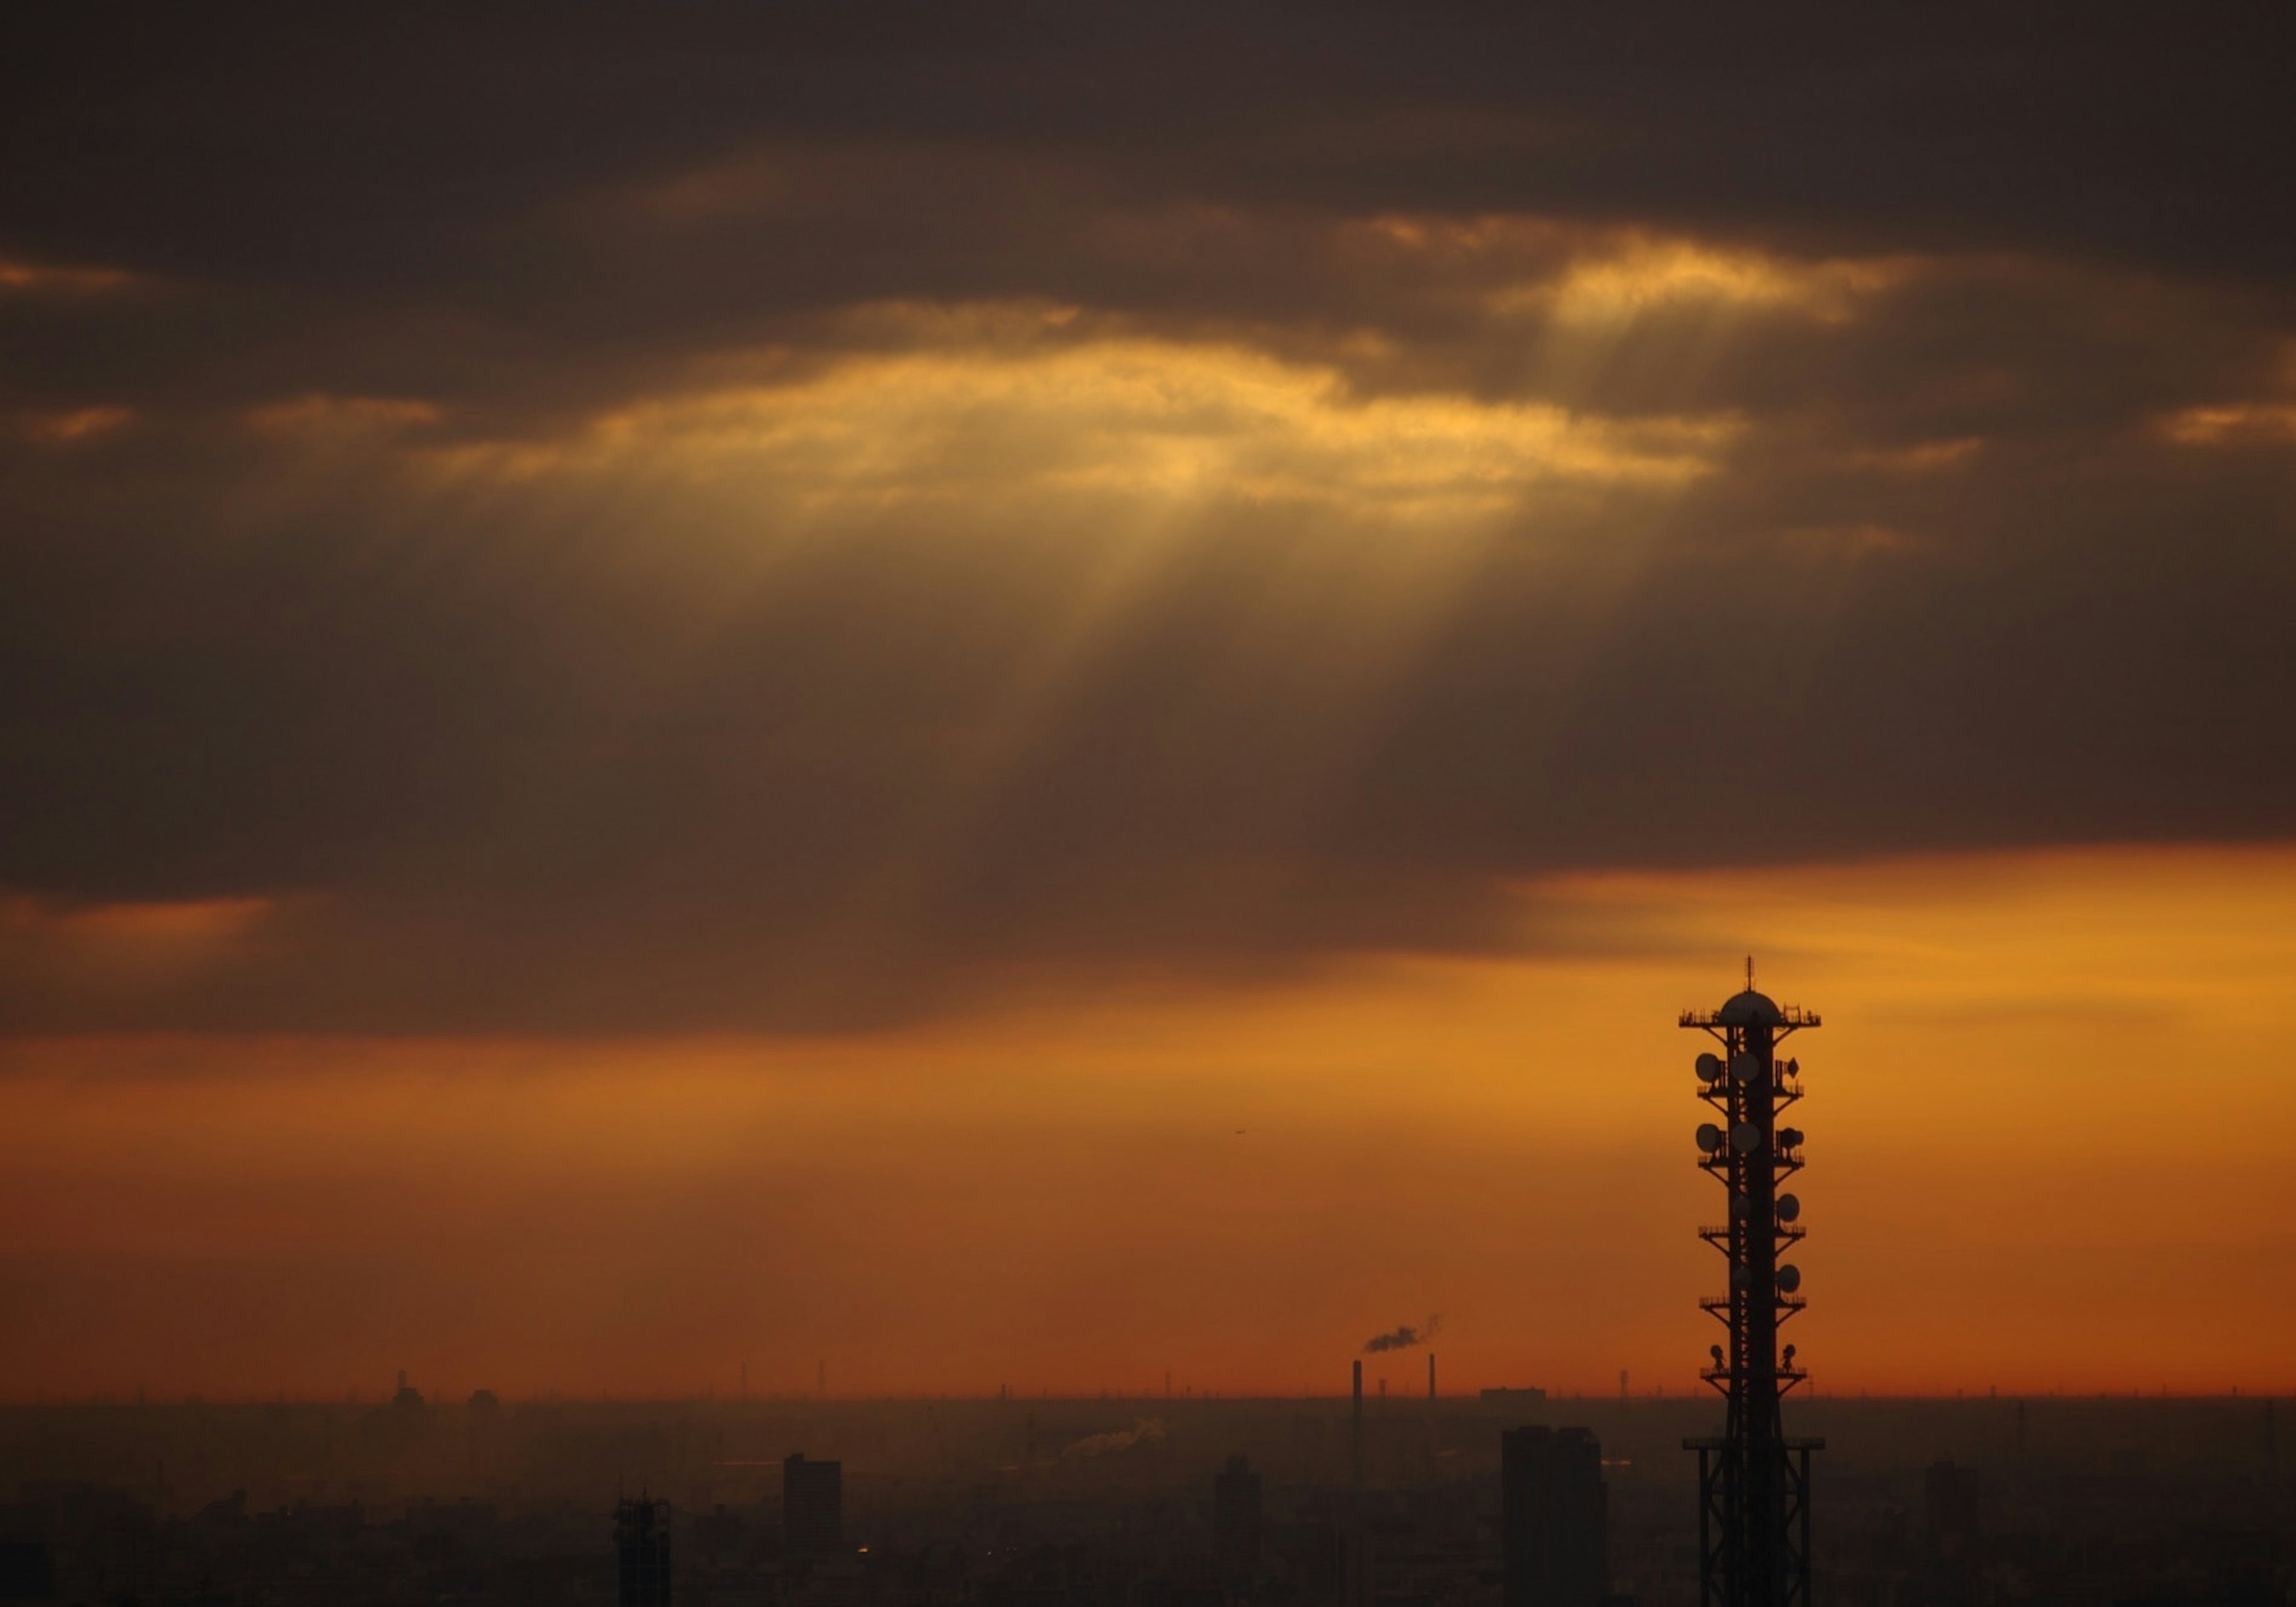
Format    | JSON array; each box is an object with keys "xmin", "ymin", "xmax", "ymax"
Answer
[{"xmin": 4, "ymin": 7, "xmax": 2294, "ymax": 1401}]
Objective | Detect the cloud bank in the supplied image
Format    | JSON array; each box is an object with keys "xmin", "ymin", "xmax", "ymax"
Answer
[{"xmin": 4, "ymin": 5, "xmax": 2292, "ymax": 1035}]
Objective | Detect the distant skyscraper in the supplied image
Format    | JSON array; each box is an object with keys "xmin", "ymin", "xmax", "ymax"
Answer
[
  {"xmin": 1501, "ymin": 1426, "xmax": 1607, "ymax": 1607},
  {"xmin": 615, "ymin": 1496, "xmax": 672, "ymax": 1607},
  {"xmin": 1214, "ymin": 1454, "xmax": 1262, "ymax": 1581},
  {"xmin": 1924, "ymin": 1461, "xmax": 1980, "ymax": 1555},
  {"xmin": 783, "ymin": 1453, "xmax": 843, "ymax": 1556}
]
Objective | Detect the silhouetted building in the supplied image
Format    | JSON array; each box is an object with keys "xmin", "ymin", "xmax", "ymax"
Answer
[
  {"xmin": 1501, "ymin": 1426, "xmax": 1607, "ymax": 1607},
  {"xmin": 17, "ymin": 1482, "xmax": 157, "ymax": 1602},
  {"xmin": 391, "ymin": 1370, "xmax": 424, "ymax": 1412},
  {"xmin": 783, "ymin": 1453, "xmax": 842, "ymax": 1556},
  {"xmin": 1481, "ymin": 1387, "xmax": 1548, "ymax": 1408},
  {"xmin": 1214, "ymin": 1455, "xmax": 1262, "ymax": 1581},
  {"xmin": 1924, "ymin": 1461, "xmax": 1980, "ymax": 1554},
  {"xmin": 0, "ymin": 1540, "xmax": 56, "ymax": 1602},
  {"xmin": 615, "ymin": 1496, "xmax": 672, "ymax": 1607}
]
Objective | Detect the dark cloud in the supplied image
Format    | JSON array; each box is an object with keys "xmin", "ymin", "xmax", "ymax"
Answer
[
  {"xmin": 1, "ymin": 5, "xmax": 2292, "ymax": 1035},
  {"xmin": 7, "ymin": 5, "xmax": 2294, "ymax": 418},
  {"xmin": 9, "ymin": 6, "xmax": 2291, "ymax": 277}
]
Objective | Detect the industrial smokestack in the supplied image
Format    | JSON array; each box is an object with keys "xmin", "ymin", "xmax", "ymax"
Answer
[
  {"xmin": 1428, "ymin": 1353, "xmax": 1436, "ymax": 1403},
  {"xmin": 1351, "ymin": 1359, "xmax": 1364, "ymax": 1489}
]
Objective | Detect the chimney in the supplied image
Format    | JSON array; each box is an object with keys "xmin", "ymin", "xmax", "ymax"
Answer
[
  {"xmin": 1428, "ymin": 1353, "xmax": 1437, "ymax": 1403},
  {"xmin": 1351, "ymin": 1359, "xmax": 1364, "ymax": 1489}
]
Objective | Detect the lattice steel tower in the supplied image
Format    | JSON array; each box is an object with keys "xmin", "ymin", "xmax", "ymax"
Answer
[{"xmin": 1683, "ymin": 963, "xmax": 1822, "ymax": 1607}]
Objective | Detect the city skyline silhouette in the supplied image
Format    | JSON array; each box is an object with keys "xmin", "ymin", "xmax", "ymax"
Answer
[{"xmin": 2, "ymin": 16, "xmax": 2292, "ymax": 1605}]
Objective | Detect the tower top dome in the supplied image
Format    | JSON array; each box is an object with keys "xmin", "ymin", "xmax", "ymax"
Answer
[{"xmin": 1715, "ymin": 988, "xmax": 1784, "ymax": 1026}]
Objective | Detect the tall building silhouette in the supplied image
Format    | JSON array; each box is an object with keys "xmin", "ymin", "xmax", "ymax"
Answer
[
  {"xmin": 1500, "ymin": 1426, "xmax": 1607, "ymax": 1607},
  {"xmin": 1214, "ymin": 1454, "xmax": 1262, "ymax": 1581},
  {"xmin": 1924, "ymin": 1462, "xmax": 1980, "ymax": 1557},
  {"xmin": 614, "ymin": 1496, "xmax": 672, "ymax": 1607},
  {"xmin": 783, "ymin": 1453, "xmax": 842, "ymax": 1556}
]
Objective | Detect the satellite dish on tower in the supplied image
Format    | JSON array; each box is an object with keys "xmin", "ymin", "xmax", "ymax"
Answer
[
  {"xmin": 1776, "ymin": 1193, "xmax": 1801, "ymax": 1223},
  {"xmin": 1696, "ymin": 1123, "xmax": 1725, "ymax": 1154},
  {"xmin": 1730, "ymin": 1122, "xmax": 1761, "ymax": 1154},
  {"xmin": 1776, "ymin": 1264, "xmax": 1803, "ymax": 1294},
  {"xmin": 1730, "ymin": 1053, "xmax": 1757, "ymax": 1083},
  {"xmin": 1696, "ymin": 1052, "xmax": 1724, "ymax": 1082}
]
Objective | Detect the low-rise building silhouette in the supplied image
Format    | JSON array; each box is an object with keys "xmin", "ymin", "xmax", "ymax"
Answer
[{"xmin": 1500, "ymin": 1426, "xmax": 1607, "ymax": 1607}]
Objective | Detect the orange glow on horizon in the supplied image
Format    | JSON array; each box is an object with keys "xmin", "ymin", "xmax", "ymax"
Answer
[{"xmin": 2, "ymin": 842, "xmax": 2293, "ymax": 1403}]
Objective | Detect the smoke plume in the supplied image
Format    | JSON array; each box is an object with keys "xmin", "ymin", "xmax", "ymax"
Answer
[
  {"xmin": 1363, "ymin": 1314, "xmax": 1443, "ymax": 1354},
  {"xmin": 1060, "ymin": 1417, "xmax": 1168, "ymax": 1459}
]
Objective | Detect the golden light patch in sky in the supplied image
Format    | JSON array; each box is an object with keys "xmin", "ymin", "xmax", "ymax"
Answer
[
  {"xmin": 1, "ymin": 895, "xmax": 277, "ymax": 989},
  {"xmin": 1838, "ymin": 437, "xmax": 1985, "ymax": 475},
  {"xmin": 246, "ymin": 393, "xmax": 442, "ymax": 438},
  {"xmin": 2158, "ymin": 402, "xmax": 2296, "ymax": 445},
  {"xmin": 0, "ymin": 257, "xmax": 140, "ymax": 295},
  {"xmin": 429, "ymin": 330, "xmax": 1738, "ymax": 518},
  {"xmin": 1507, "ymin": 240, "xmax": 1906, "ymax": 326},
  {"xmin": 15, "ymin": 405, "xmax": 137, "ymax": 444},
  {"xmin": 3, "ymin": 844, "xmax": 2292, "ymax": 1400},
  {"xmin": 16, "ymin": 895, "xmax": 277, "ymax": 945}
]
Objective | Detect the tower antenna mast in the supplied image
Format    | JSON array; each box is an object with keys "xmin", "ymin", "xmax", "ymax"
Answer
[{"xmin": 1681, "ymin": 965, "xmax": 1823, "ymax": 1607}]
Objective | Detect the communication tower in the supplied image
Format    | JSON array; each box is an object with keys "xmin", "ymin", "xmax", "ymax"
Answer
[{"xmin": 1682, "ymin": 962, "xmax": 1821, "ymax": 1607}]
